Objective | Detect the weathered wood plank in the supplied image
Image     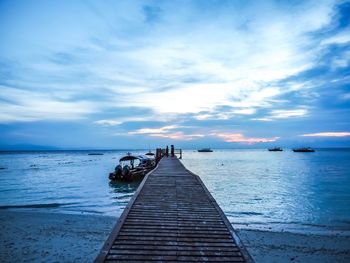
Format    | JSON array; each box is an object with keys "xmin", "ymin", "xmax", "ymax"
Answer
[
  {"xmin": 111, "ymin": 244, "xmax": 240, "ymax": 251},
  {"xmin": 106, "ymin": 254, "xmax": 177, "ymax": 260},
  {"xmin": 177, "ymin": 256, "xmax": 245, "ymax": 262}
]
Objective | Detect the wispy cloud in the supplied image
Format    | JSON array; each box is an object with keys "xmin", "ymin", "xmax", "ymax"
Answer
[
  {"xmin": 321, "ymin": 31, "xmax": 350, "ymax": 46},
  {"xmin": 301, "ymin": 132, "xmax": 350, "ymax": 137},
  {"xmin": 254, "ymin": 108, "xmax": 308, "ymax": 121},
  {"xmin": 94, "ymin": 120, "xmax": 122, "ymax": 126},
  {"xmin": 149, "ymin": 132, "xmax": 204, "ymax": 141},
  {"xmin": 270, "ymin": 109, "xmax": 309, "ymax": 119},
  {"xmin": 211, "ymin": 132, "xmax": 279, "ymax": 144},
  {"xmin": 128, "ymin": 125, "xmax": 179, "ymax": 135},
  {"xmin": 0, "ymin": 86, "xmax": 97, "ymax": 123},
  {"xmin": 127, "ymin": 125, "xmax": 204, "ymax": 141}
]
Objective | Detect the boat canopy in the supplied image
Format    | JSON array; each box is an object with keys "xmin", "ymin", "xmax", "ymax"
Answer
[{"xmin": 120, "ymin": 155, "xmax": 141, "ymax": 161}]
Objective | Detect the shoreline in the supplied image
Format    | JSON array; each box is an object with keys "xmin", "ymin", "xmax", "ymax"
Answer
[
  {"xmin": 232, "ymin": 222, "xmax": 350, "ymax": 237},
  {"xmin": 1, "ymin": 210, "xmax": 350, "ymax": 262}
]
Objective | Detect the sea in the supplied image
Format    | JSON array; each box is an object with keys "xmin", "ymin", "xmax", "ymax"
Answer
[{"xmin": 1, "ymin": 149, "xmax": 349, "ymax": 234}]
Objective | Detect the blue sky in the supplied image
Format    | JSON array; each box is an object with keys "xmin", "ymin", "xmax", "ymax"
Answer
[{"xmin": 1, "ymin": 0, "xmax": 350, "ymax": 149}]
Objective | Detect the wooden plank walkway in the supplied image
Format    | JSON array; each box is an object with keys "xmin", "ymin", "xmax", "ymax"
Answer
[{"xmin": 95, "ymin": 157, "xmax": 253, "ymax": 262}]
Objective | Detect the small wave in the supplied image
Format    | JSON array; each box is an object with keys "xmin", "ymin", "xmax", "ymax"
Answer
[
  {"xmin": 0, "ymin": 202, "xmax": 78, "ymax": 209},
  {"xmin": 58, "ymin": 161, "xmax": 74, "ymax": 165},
  {"xmin": 228, "ymin": 211, "xmax": 264, "ymax": 216},
  {"xmin": 77, "ymin": 209, "xmax": 105, "ymax": 214},
  {"xmin": 335, "ymin": 219, "xmax": 350, "ymax": 225}
]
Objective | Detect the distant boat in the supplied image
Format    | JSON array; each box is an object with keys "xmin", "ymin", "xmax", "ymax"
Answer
[
  {"xmin": 293, "ymin": 147, "xmax": 315, "ymax": 152},
  {"xmin": 198, "ymin": 148, "xmax": 213, "ymax": 152},
  {"xmin": 268, "ymin": 147, "xmax": 283, "ymax": 151}
]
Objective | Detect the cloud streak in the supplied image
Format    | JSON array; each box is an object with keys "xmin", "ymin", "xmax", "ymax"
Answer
[
  {"xmin": 212, "ymin": 132, "xmax": 279, "ymax": 144},
  {"xmin": 128, "ymin": 125, "xmax": 179, "ymax": 135},
  {"xmin": 301, "ymin": 132, "xmax": 350, "ymax": 137}
]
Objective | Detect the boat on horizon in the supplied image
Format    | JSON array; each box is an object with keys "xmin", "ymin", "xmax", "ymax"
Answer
[
  {"xmin": 268, "ymin": 147, "xmax": 283, "ymax": 151},
  {"xmin": 293, "ymin": 147, "xmax": 315, "ymax": 152},
  {"xmin": 198, "ymin": 148, "xmax": 213, "ymax": 152},
  {"xmin": 109, "ymin": 153, "xmax": 156, "ymax": 182}
]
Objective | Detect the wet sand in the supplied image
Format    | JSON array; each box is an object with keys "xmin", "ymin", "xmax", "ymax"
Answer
[
  {"xmin": 237, "ymin": 229, "xmax": 350, "ymax": 263},
  {"xmin": 1, "ymin": 210, "xmax": 349, "ymax": 262},
  {"xmin": 0, "ymin": 211, "xmax": 115, "ymax": 262}
]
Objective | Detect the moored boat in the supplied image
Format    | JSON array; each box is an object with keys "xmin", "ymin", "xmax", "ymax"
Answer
[
  {"xmin": 293, "ymin": 147, "xmax": 315, "ymax": 152},
  {"xmin": 198, "ymin": 148, "xmax": 213, "ymax": 152},
  {"xmin": 145, "ymin": 151, "xmax": 155, "ymax": 156},
  {"xmin": 268, "ymin": 147, "xmax": 283, "ymax": 151},
  {"xmin": 109, "ymin": 153, "xmax": 156, "ymax": 182}
]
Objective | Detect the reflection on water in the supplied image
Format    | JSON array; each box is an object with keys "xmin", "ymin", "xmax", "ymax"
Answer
[
  {"xmin": 108, "ymin": 181, "xmax": 139, "ymax": 206},
  {"xmin": 109, "ymin": 181, "xmax": 139, "ymax": 194}
]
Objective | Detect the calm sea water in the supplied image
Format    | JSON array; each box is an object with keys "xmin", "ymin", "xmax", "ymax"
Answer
[
  {"xmin": 181, "ymin": 149, "xmax": 350, "ymax": 233},
  {"xmin": 0, "ymin": 149, "xmax": 349, "ymax": 233}
]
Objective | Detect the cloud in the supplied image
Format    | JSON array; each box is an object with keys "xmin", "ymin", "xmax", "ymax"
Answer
[
  {"xmin": 1, "ymin": 0, "xmax": 341, "ymax": 123},
  {"xmin": 254, "ymin": 108, "xmax": 308, "ymax": 121},
  {"xmin": 270, "ymin": 109, "xmax": 309, "ymax": 119},
  {"xmin": 94, "ymin": 115, "xmax": 159, "ymax": 127},
  {"xmin": 0, "ymin": 86, "xmax": 97, "ymax": 123},
  {"xmin": 340, "ymin": 92, "xmax": 350, "ymax": 100},
  {"xmin": 330, "ymin": 50, "xmax": 350, "ymax": 70},
  {"xmin": 128, "ymin": 125, "xmax": 178, "ymax": 135},
  {"xmin": 301, "ymin": 132, "xmax": 350, "ymax": 137},
  {"xmin": 211, "ymin": 132, "xmax": 279, "ymax": 144},
  {"xmin": 149, "ymin": 132, "xmax": 204, "ymax": 141},
  {"xmin": 126, "ymin": 124, "xmax": 204, "ymax": 140},
  {"xmin": 195, "ymin": 107, "xmax": 256, "ymax": 120},
  {"xmin": 94, "ymin": 119, "xmax": 122, "ymax": 126},
  {"xmin": 321, "ymin": 31, "xmax": 350, "ymax": 46}
]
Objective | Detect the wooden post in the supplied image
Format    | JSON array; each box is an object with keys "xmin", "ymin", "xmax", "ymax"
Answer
[
  {"xmin": 179, "ymin": 149, "xmax": 182, "ymax": 159},
  {"xmin": 155, "ymin": 148, "xmax": 162, "ymax": 163}
]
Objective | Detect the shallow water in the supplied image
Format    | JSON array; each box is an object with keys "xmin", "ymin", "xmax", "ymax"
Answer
[
  {"xmin": 0, "ymin": 149, "xmax": 349, "ymax": 233},
  {"xmin": 181, "ymin": 149, "xmax": 350, "ymax": 233},
  {"xmin": 0, "ymin": 150, "xmax": 142, "ymax": 216}
]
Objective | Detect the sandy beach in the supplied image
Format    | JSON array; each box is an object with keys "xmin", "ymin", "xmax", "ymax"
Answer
[
  {"xmin": 237, "ymin": 229, "xmax": 350, "ymax": 263},
  {"xmin": 0, "ymin": 211, "xmax": 115, "ymax": 263},
  {"xmin": 1, "ymin": 210, "xmax": 350, "ymax": 262}
]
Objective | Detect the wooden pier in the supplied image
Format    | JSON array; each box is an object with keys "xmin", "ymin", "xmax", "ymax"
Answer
[{"xmin": 95, "ymin": 157, "xmax": 253, "ymax": 262}]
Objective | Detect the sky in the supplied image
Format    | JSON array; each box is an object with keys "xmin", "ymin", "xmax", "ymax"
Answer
[{"xmin": 0, "ymin": 0, "xmax": 350, "ymax": 149}]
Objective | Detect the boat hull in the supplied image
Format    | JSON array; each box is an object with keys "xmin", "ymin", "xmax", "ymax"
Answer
[{"xmin": 109, "ymin": 167, "xmax": 154, "ymax": 182}]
